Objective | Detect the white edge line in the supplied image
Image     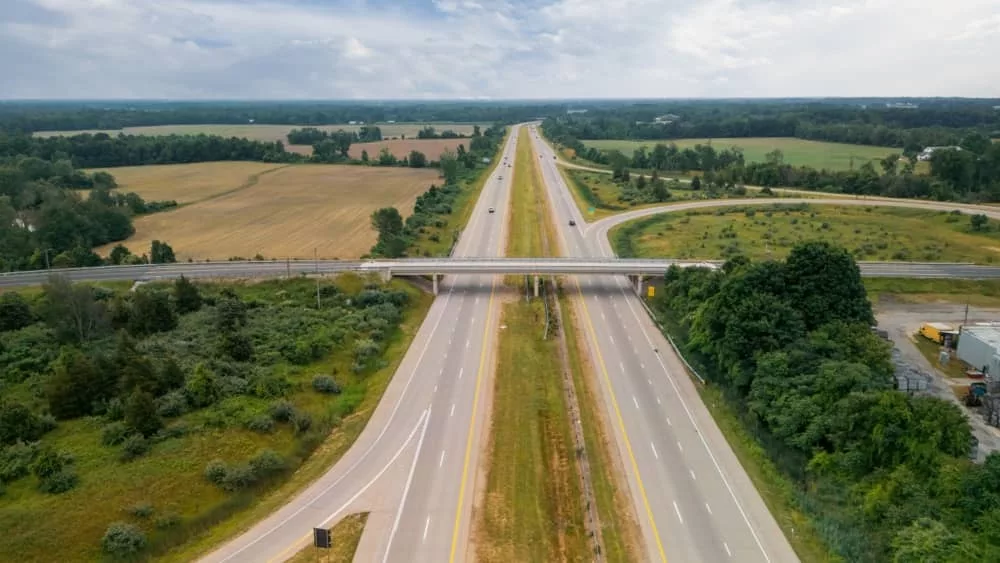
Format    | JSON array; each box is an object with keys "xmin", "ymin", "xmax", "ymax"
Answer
[{"xmin": 381, "ymin": 407, "xmax": 432, "ymax": 563}]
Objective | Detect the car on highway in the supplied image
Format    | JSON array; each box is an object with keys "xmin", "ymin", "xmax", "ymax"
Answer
[
  {"xmin": 568, "ymin": 219, "xmax": 576, "ymax": 226},
  {"xmin": 488, "ymin": 207, "xmax": 495, "ymax": 214}
]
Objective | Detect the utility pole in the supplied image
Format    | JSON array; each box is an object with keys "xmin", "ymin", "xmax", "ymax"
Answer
[
  {"xmin": 314, "ymin": 248, "xmax": 321, "ymax": 309},
  {"xmin": 286, "ymin": 257, "xmax": 291, "ymax": 278},
  {"xmin": 43, "ymin": 248, "xmax": 52, "ymax": 270},
  {"xmin": 965, "ymin": 303, "xmax": 970, "ymax": 327}
]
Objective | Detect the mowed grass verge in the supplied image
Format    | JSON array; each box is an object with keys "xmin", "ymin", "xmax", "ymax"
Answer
[
  {"xmin": 865, "ymin": 278, "xmax": 1000, "ymax": 308},
  {"xmin": 585, "ymin": 138, "xmax": 899, "ymax": 171},
  {"xmin": 287, "ymin": 512, "xmax": 369, "ymax": 563},
  {"xmin": 611, "ymin": 204, "xmax": 1000, "ymax": 264},
  {"xmin": 85, "ymin": 161, "xmax": 287, "ymax": 204},
  {"xmin": 94, "ymin": 164, "xmax": 440, "ymax": 261}
]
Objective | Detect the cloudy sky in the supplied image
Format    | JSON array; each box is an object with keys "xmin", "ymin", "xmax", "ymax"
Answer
[{"xmin": 2, "ymin": 0, "xmax": 999, "ymax": 99}]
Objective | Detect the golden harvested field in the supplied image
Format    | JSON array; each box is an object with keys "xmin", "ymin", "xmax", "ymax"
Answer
[
  {"xmin": 348, "ymin": 138, "xmax": 469, "ymax": 160},
  {"xmin": 95, "ymin": 164, "xmax": 439, "ymax": 260},
  {"xmin": 86, "ymin": 161, "xmax": 285, "ymax": 204}
]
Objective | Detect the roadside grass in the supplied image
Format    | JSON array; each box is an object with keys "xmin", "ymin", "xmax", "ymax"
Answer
[
  {"xmin": 0, "ymin": 276, "xmax": 434, "ymax": 562},
  {"xmin": 557, "ymin": 288, "xmax": 642, "ymax": 562},
  {"xmin": 864, "ymin": 278, "xmax": 1000, "ymax": 308},
  {"xmin": 508, "ymin": 128, "xmax": 546, "ymax": 258},
  {"xmin": 409, "ymin": 131, "xmax": 509, "ymax": 257},
  {"xmin": 585, "ymin": 138, "xmax": 899, "ymax": 172},
  {"xmin": 287, "ymin": 512, "xmax": 369, "ymax": 563},
  {"xmin": 476, "ymin": 300, "xmax": 590, "ymax": 562},
  {"xmin": 610, "ymin": 204, "xmax": 1000, "ymax": 263}
]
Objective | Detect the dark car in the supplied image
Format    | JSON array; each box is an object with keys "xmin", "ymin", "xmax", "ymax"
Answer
[{"xmin": 568, "ymin": 219, "xmax": 576, "ymax": 226}]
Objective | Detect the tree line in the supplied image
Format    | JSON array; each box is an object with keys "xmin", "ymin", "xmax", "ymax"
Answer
[
  {"xmin": 554, "ymin": 132, "xmax": 1000, "ymax": 202},
  {"xmin": 0, "ymin": 155, "xmax": 178, "ymax": 271},
  {"xmin": 369, "ymin": 125, "xmax": 505, "ymax": 257},
  {"xmin": 286, "ymin": 126, "xmax": 384, "ymax": 146},
  {"xmin": 655, "ymin": 242, "xmax": 998, "ymax": 561},
  {"xmin": 542, "ymin": 101, "xmax": 1000, "ymax": 149}
]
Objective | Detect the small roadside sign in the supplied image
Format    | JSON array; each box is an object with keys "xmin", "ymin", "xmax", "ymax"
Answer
[
  {"xmin": 647, "ymin": 286, "xmax": 655, "ymax": 298},
  {"xmin": 313, "ymin": 527, "xmax": 331, "ymax": 548}
]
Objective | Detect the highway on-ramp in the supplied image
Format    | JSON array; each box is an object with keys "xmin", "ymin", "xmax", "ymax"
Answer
[
  {"xmin": 531, "ymin": 127, "xmax": 800, "ymax": 562},
  {"xmin": 199, "ymin": 126, "xmax": 522, "ymax": 563}
]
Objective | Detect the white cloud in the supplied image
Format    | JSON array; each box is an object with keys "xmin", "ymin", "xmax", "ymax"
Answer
[{"xmin": 0, "ymin": 0, "xmax": 997, "ymax": 99}]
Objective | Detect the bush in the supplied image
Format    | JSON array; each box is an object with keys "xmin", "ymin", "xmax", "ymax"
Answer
[
  {"xmin": 105, "ymin": 397, "xmax": 125, "ymax": 422},
  {"xmin": 126, "ymin": 502, "xmax": 154, "ymax": 518},
  {"xmin": 204, "ymin": 459, "xmax": 228, "ymax": 485},
  {"xmin": 291, "ymin": 411, "xmax": 313, "ymax": 434},
  {"xmin": 0, "ymin": 442, "xmax": 38, "ymax": 482},
  {"xmin": 39, "ymin": 468, "xmax": 78, "ymax": 494},
  {"xmin": 33, "ymin": 448, "xmax": 72, "ymax": 479},
  {"xmin": 119, "ymin": 434, "xmax": 150, "ymax": 462},
  {"xmin": 102, "ymin": 522, "xmax": 146, "ymax": 557},
  {"xmin": 156, "ymin": 390, "xmax": 188, "ymax": 418},
  {"xmin": 269, "ymin": 400, "xmax": 295, "ymax": 422},
  {"xmin": 154, "ymin": 512, "xmax": 181, "ymax": 529},
  {"xmin": 312, "ymin": 375, "xmax": 342, "ymax": 394},
  {"xmin": 102, "ymin": 422, "xmax": 130, "ymax": 446},
  {"xmin": 249, "ymin": 449, "xmax": 285, "ymax": 477},
  {"xmin": 221, "ymin": 464, "xmax": 256, "ymax": 492},
  {"xmin": 245, "ymin": 415, "xmax": 275, "ymax": 434}
]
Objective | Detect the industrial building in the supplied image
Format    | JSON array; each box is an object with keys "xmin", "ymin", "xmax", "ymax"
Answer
[{"xmin": 958, "ymin": 325, "xmax": 1000, "ymax": 380}]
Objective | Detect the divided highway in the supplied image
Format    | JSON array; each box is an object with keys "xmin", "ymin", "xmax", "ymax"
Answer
[
  {"xmin": 530, "ymin": 128, "xmax": 800, "ymax": 562},
  {"xmin": 199, "ymin": 126, "xmax": 522, "ymax": 563}
]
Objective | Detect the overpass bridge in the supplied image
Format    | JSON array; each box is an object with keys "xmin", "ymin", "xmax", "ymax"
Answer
[{"xmin": 3, "ymin": 258, "xmax": 1000, "ymax": 292}]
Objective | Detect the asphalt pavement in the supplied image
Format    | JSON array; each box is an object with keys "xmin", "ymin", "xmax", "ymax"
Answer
[
  {"xmin": 530, "ymin": 127, "xmax": 801, "ymax": 562},
  {"xmin": 198, "ymin": 126, "xmax": 522, "ymax": 563}
]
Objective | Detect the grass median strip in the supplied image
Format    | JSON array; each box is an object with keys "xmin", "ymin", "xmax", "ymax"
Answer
[{"xmin": 287, "ymin": 512, "xmax": 369, "ymax": 563}]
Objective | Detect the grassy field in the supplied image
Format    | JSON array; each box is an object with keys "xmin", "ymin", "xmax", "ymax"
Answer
[
  {"xmin": 35, "ymin": 123, "xmax": 487, "ymax": 155},
  {"xmin": 287, "ymin": 513, "xmax": 369, "ymax": 563},
  {"xmin": 507, "ymin": 128, "xmax": 549, "ymax": 257},
  {"xmin": 94, "ymin": 164, "xmax": 440, "ymax": 260},
  {"xmin": 865, "ymin": 278, "xmax": 1000, "ymax": 308},
  {"xmin": 85, "ymin": 162, "xmax": 287, "ymax": 204},
  {"xmin": 0, "ymin": 277, "xmax": 433, "ymax": 563},
  {"xmin": 348, "ymin": 138, "xmax": 470, "ymax": 161},
  {"xmin": 585, "ymin": 138, "xmax": 899, "ymax": 171},
  {"xmin": 611, "ymin": 204, "xmax": 1000, "ymax": 264}
]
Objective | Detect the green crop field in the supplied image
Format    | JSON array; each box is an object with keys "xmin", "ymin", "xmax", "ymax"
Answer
[
  {"xmin": 611, "ymin": 204, "xmax": 1000, "ymax": 264},
  {"xmin": 585, "ymin": 138, "xmax": 899, "ymax": 171}
]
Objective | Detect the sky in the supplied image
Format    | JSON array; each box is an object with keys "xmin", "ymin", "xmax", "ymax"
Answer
[{"xmin": 2, "ymin": 0, "xmax": 999, "ymax": 100}]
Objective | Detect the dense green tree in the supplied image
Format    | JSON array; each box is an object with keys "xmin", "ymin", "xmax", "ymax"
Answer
[
  {"xmin": 40, "ymin": 275, "xmax": 107, "ymax": 343},
  {"xmin": 891, "ymin": 518, "xmax": 976, "ymax": 563},
  {"xmin": 971, "ymin": 214, "xmax": 989, "ymax": 231},
  {"xmin": 157, "ymin": 358, "xmax": 186, "ymax": 393},
  {"xmin": 46, "ymin": 348, "xmax": 112, "ymax": 419},
  {"xmin": 128, "ymin": 290, "xmax": 177, "ymax": 336},
  {"xmin": 690, "ymin": 176, "xmax": 701, "ymax": 190},
  {"xmin": 0, "ymin": 401, "xmax": 53, "ymax": 445},
  {"xmin": 220, "ymin": 331, "xmax": 254, "ymax": 362},
  {"xmin": 783, "ymin": 241, "xmax": 873, "ymax": 330},
  {"xmin": 408, "ymin": 150, "xmax": 427, "ymax": 168},
  {"xmin": 109, "ymin": 244, "xmax": 131, "ymax": 265},
  {"xmin": 215, "ymin": 292, "xmax": 247, "ymax": 332},
  {"xmin": 0, "ymin": 292, "xmax": 33, "ymax": 332},
  {"xmin": 439, "ymin": 149, "xmax": 459, "ymax": 184},
  {"xmin": 185, "ymin": 363, "xmax": 220, "ymax": 408},
  {"xmin": 173, "ymin": 275, "xmax": 202, "ymax": 313},
  {"xmin": 124, "ymin": 391, "xmax": 162, "ymax": 437},
  {"xmin": 150, "ymin": 240, "xmax": 176, "ymax": 264}
]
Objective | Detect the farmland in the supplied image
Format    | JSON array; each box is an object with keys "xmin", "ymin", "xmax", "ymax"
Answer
[
  {"xmin": 94, "ymin": 164, "xmax": 440, "ymax": 260},
  {"xmin": 348, "ymin": 138, "xmax": 469, "ymax": 161},
  {"xmin": 585, "ymin": 138, "xmax": 899, "ymax": 171},
  {"xmin": 86, "ymin": 162, "xmax": 287, "ymax": 204},
  {"xmin": 611, "ymin": 204, "xmax": 1000, "ymax": 263},
  {"xmin": 34, "ymin": 123, "xmax": 488, "ymax": 155}
]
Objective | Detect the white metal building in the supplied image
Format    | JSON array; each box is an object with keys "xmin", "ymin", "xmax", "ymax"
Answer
[{"xmin": 957, "ymin": 326, "xmax": 1000, "ymax": 377}]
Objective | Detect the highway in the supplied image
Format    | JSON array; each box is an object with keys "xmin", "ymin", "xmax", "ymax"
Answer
[
  {"xmin": 199, "ymin": 125, "xmax": 522, "ymax": 563},
  {"xmin": 530, "ymin": 127, "xmax": 800, "ymax": 562}
]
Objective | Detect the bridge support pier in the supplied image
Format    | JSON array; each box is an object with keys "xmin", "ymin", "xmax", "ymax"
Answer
[
  {"xmin": 432, "ymin": 274, "xmax": 438, "ymax": 296},
  {"xmin": 381, "ymin": 268, "xmax": 392, "ymax": 283},
  {"xmin": 534, "ymin": 275, "xmax": 540, "ymax": 298},
  {"xmin": 635, "ymin": 275, "xmax": 644, "ymax": 296}
]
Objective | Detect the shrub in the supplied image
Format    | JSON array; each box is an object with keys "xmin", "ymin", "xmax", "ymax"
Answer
[
  {"xmin": 105, "ymin": 397, "xmax": 125, "ymax": 421},
  {"xmin": 249, "ymin": 449, "xmax": 285, "ymax": 477},
  {"xmin": 156, "ymin": 390, "xmax": 188, "ymax": 418},
  {"xmin": 39, "ymin": 468, "xmax": 78, "ymax": 494},
  {"xmin": 102, "ymin": 522, "xmax": 146, "ymax": 557},
  {"xmin": 33, "ymin": 447, "xmax": 72, "ymax": 479},
  {"xmin": 291, "ymin": 411, "xmax": 313, "ymax": 434},
  {"xmin": 269, "ymin": 400, "xmax": 295, "ymax": 422},
  {"xmin": 126, "ymin": 502, "xmax": 154, "ymax": 519},
  {"xmin": 744, "ymin": 209, "xmax": 756, "ymax": 218},
  {"xmin": 102, "ymin": 422, "xmax": 130, "ymax": 446},
  {"xmin": 155, "ymin": 423, "xmax": 189, "ymax": 442},
  {"xmin": 154, "ymin": 512, "xmax": 181, "ymax": 529},
  {"xmin": 246, "ymin": 415, "xmax": 275, "ymax": 434},
  {"xmin": 221, "ymin": 464, "xmax": 256, "ymax": 492},
  {"xmin": 204, "ymin": 459, "xmax": 228, "ymax": 485},
  {"xmin": 312, "ymin": 375, "xmax": 341, "ymax": 394},
  {"xmin": 0, "ymin": 442, "xmax": 38, "ymax": 482},
  {"xmin": 119, "ymin": 434, "xmax": 150, "ymax": 462}
]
